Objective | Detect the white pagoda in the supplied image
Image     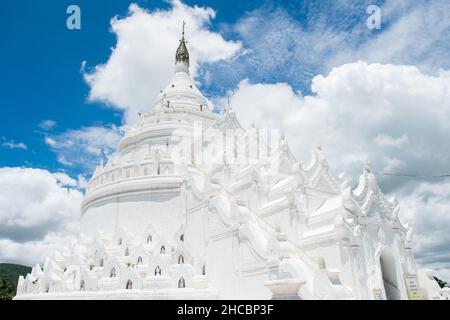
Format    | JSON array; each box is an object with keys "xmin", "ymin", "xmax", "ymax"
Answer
[{"xmin": 15, "ymin": 27, "xmax": 448, "ymax": 300}]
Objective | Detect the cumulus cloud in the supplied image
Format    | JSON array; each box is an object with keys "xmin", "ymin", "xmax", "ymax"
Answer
[
  {"xmin": 228, "ymin": 61, "xmax": 450, "ymax": 276},
  {"xmin": 84, "ymin": 0, "xmax": 241, "ymax": 125},
  {"xmin": 398, "ymin": 181, "xmax": 450, "ymax": 280},
  {"xmin": 45, "ymin": 125, "xmax": 122, "ymax": 172},
  {"xmin": 230, "ymin": 62, "xmax": 450, "ymax": 188},
  {"xmin": 0, "ymin": 167, "xmax": 82, "ymax": 266}
]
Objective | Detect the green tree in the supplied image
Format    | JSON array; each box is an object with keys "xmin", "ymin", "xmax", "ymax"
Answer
[{"xmin": 0, "ymin": 275, "xmax": 15, "ymax": 300}]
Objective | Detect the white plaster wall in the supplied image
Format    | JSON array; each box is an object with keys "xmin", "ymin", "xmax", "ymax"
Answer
[
  {"xmin": 185, "ymin": 205, "xmax": 208, "ymax": 257},
  {"xmin": 240, "ymin": 270, "xmax": 272, "ymax": 299},
  {"xmin": 207, "ymin": 231, "xmax": 273, "ymax": 299},
  {"xmin": 81, "ymin": 190, "xmax": 183, "ymax": 240},
  {"xmin": 305, "ymin": 242, "xmax": 356, "ymax": 293},
  {"xmin": 237, "ymin": 240, "xmax": 272, "ymax": 299},
  {"xmin": 207, "ymin": 232, "xmax": 241, "ymax": 299}
]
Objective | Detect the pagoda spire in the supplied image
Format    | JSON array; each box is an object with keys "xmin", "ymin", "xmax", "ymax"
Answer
[
  {"xmin": 182, "ymin": 20, "xmax": 185, "ymax": 40},
  {"xmin": 175, "ymin": 21, "xmax": 189, "ymax": 67}
]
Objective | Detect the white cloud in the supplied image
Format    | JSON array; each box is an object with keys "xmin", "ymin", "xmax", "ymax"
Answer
[
  {"xmin": 228, "ymin": 61, "xmax": 450, "ymax": 277},
  {"xmin": 230, "ymin": 62, "xmax": 450, "ymax": 183},
  {"xmin": 1, "ymin": 139, "xmax": 27, "ymax": 150},
  {"xmin": 38, "ymin": 120, "xmax": 57, "ymax": 131},
  {"xmin": 57, "ymin": 155, "xmax": 73, "ymax": 167},
  {"xmin": 398, "ymin": 181, "xmax": 450, "ymax": 279},
  {"xmin": 45, "ymin": 125, "xmax": 122, "ymax": 171},
  {"xmin": 76, "ymin": 174, "xmax": 88, "ymax": 189},
  {"xmin": 0, "ymin": 234, "xmax": 77, "ymax": 268},
  {"xmin": 204, "ymin": 0, "xmax": 450, "ymax": 98},
  {"xmin": 44, "ymin": 136, "xmax": 56, "ymax": 147},
  {"xmin": 374, "ymin": 133, "xmax": 409, "ymax": 148},
  {"xmin": 52, "ymin": 172, "xmax": 78, "ymax": 188},
  {"xmin": 381, "ymin": 156, "xmax": 405, "ymax": 172},
  {"xmin": 84, "ymin": 0, "xmax": 241, "ymax": 125},
  {"xmin": 0, "ymin": 167, "xmax": 82, "ymax": 266}
]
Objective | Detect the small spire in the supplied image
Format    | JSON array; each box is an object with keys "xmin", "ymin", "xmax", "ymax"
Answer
[
  {"xmin": 175, "ymin": 21, "xmax": 189, "ymax": 66},
  {"xmin": 364, "ymin": 159, "xmax": 372, "ymax": 173},
  {"xmin": 315, "ymin": 145, "xmax": 326, "ymax": 165},
  {"xmin": 160, "ymin": 91, "xmax": 167, "ymax": 108},
  {"xmin": 182, "ymin": 20, "xmax": 186, "ymax": 40},
  {"xmin": 224, "ymin": 95, "xmax": 231, "ymax": 113}
]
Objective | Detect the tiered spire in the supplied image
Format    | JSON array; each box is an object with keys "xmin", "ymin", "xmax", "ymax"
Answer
[{"xmin": 175, "ymin": 21, "xmax": 189, "ymax": 66}]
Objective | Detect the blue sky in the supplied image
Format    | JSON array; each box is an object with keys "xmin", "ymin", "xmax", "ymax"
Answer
[
  {"xmin": 0, "ymin": 0, "xmax": 268, "ymax": 168},
  {"xmin": 1, "ymin": 0, "xmax": 137, "ymax": 173},
  {"xmin": 0, "ymin": 0, "xmax": 388, "ymax": 176},
  {"xmin": 1, "ymin": 0, "xmax": 448, "ymax": 178},
  {"xmin": 1, "ymin": 0, "xmax": 450, "ymax": 280}
]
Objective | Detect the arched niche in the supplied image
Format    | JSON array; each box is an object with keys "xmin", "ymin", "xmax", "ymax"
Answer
[
  {"xmin": 155, "ymin": 265, "xmax": 162, "ymax": 276},
  {"xmin": 178, "ymin": 277, "xmax": 185, "ymax": 288},
  {"xmin": 80, "ymin": 280, "xmax": 85, "ymax": 291}
]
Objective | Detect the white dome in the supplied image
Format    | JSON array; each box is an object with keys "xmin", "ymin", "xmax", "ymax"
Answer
[{"xmin": 152, "ymin": 62, "xmax": 209, "ymax": 111}]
